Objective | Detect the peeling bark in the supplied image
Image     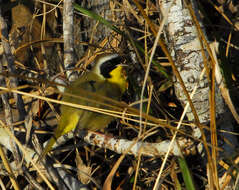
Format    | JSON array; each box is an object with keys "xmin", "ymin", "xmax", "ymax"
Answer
[
  {"xmin": 160, "ymin": 0, "xmax": 238, "ymax": 155},
  {"xmin": 161, "ymin": 0, "xmax": 223, "ymax": 123}
]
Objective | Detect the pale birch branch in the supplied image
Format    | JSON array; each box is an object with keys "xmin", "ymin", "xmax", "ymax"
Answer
[
  {"xmin": 63, "ymin": 0, "xmax": 78, "ymax": 82},
  {"xmin": 160, "ymin": 0, "xmax": 238, "ymax": 155}
]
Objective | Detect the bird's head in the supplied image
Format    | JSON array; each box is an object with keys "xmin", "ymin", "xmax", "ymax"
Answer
[{"xmin": 92, "ymin": 53, "xmax": 128, "ymax": 93}]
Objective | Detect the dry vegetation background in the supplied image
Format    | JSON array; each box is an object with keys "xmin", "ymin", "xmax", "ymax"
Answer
[{"xmin": 0, "ymin": 0, "xmax": 239, "ymax": 189}]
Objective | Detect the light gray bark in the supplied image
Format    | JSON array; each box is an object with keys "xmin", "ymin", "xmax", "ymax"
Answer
[
  {"xmin": 160, "ymin": 0, "xmax": 238, "ymax": 155},
  {"xmin": 161, "ymin": 0, "xmax": 224, "ymax": 123},
  {"xmin": 63, "ymin": 0, "xmax": 78, "ymax": 82}
]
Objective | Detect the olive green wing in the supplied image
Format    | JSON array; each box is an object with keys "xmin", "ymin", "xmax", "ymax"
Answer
[
  {"xmin": 60, "ymin": 73, "xmax": 122, "ymax": 131},
  {"xmin": 81, "ymin": 81, "xmax": 122, "ymax": 130}
]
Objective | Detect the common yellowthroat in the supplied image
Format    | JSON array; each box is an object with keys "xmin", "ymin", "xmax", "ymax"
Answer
[{"xmin": 40, "ymin": 53, "xmax": 127, "ymax": 159}]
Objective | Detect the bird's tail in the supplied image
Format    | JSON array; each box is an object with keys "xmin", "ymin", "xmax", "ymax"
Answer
[{"xmin": 38, "ymin": 137, "xmax": 56, "ymax": 162}]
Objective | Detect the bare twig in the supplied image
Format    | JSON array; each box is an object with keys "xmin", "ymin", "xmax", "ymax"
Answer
[
  {"xmin": 0, "ymin": 144, "xmax": 20, "ymax": 190},
  {"xmin": 22, "ymin": 165, "xmax": 44, "ymax": 190},
  {"xmin": 0, "ymin": 7, "xmax": 27, "ymax": 180},
  {"xmin": 0, "ymin": 9, "xmax": 26, "ymax": 120}
]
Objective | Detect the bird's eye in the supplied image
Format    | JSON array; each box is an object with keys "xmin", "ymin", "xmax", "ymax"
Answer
[{"xmin": 86, "ymin": 64, "xmax": 92, "ymax": 70}]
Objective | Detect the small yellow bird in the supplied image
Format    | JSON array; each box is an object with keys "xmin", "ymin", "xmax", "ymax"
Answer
[{"xmin": 40, "ymin": 53, "xmax": 127, "ymax": 160}]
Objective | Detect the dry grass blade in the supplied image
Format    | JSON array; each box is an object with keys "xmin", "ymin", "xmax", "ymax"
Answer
[
  {"xmin": 0, "ymin": 145, "xmax": 20, "ymax": 190},
  {"xmin": 0, "ymin": 85, "xmax": 217, "ymax": 142},
  {"xmin": 1, "ymin": 0, "xmax": 238, "ymax": 188},
  {"xmin": 0, "ymin": 121, "xmax": 55, "ymax": 190}
]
